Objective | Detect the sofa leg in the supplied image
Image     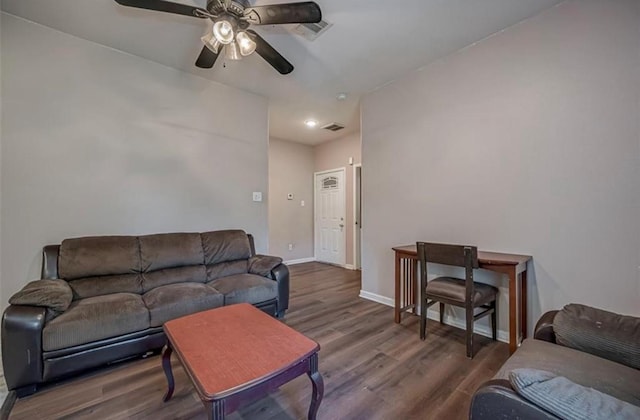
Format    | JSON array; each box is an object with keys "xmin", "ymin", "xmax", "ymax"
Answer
[
  {"xmin": 276, "ymin": 309, "xmax": 286, "ymax": 319},
  {"xmin": 14, "ymin": 384, "xmax": 37, "ymax": 398}
]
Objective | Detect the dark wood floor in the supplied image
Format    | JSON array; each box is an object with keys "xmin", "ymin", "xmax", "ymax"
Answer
[{"xmin": 10, "ymin": 262, "xmax": 509, "ymax": 420}]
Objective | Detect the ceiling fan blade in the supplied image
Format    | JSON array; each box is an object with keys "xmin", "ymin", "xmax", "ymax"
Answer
[
  {"xmin": 114, "ymin": 0, "xmax": 208, "ymax": 18},
  {"xmin": 247, "ymin": 30, "xmax": 294, "ymax": 75},
  {"xmin": 244, "ymin": 2, "xmax": 321, "ymax": 25},
  {"xmin": 195, "ymin": 46, "xmax": 219, "ymax": 69}
]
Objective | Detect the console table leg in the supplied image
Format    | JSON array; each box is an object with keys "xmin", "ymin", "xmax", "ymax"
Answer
[
  {"xmin": 307, "ymin": 354, "xmax": 324, "ymax": 420},
  {"xmin": 162, "ymin": 344, "xmax": 175, "ymax": 402}
]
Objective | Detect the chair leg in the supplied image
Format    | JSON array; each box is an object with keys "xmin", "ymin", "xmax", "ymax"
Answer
[
  {"xmin": 491, "ymin": 300, "xmax": 497, "ymax": 341},
  {"xmin": 420, "ymin": 297, "xmax": 427, "ymax": 340},
  {"xmin": 439, "ymin": 302, "xmax": 445, "ymax": 324},
  {"xmin": 466, "ymin": 306, "xmax": 474, "ymax": 359}
]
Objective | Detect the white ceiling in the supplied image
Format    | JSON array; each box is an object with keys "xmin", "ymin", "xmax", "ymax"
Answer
[{"xmin": 1, "ymin": 0, "xmax": 562, "ymax": 145}]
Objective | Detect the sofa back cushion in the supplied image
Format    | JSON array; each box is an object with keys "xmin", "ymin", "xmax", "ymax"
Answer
[
  {"xmin": 201, "ymin": 230, "xmax": 252, "ymax": 265},
  {"xmin": 59, "ymin": 236, "xmax": 143, "ymax": 299},
  {"xmin": 139, "ymin": 233, "xmax": 207, "ymax": 292},
  {"xmin": 52, "ymin": 230, "xmax": 253, "ymax": 298},
  {"xmin": 554, "ymin": 304, "xmax": 640, "ymax": 370},
  {"xmin": 59, "ymin": 236, "xmax": 141, "ymax": 279},
  {"xmin": 139, "ymin": 233, "xmax": 204, "ymax": 271},
  {"xmin": 201, "ymin": 230, "xmax": 251, "ymax": 282},
  {"xmin": 67, "ymin": 274, "xmax": 143, "ymax": 299},
  {"xmin": 206, "ymin": 260, "xmax": 249, "ymax": 282}
]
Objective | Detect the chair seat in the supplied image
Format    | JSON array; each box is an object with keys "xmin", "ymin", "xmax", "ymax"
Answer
[{"xmin": 426, "ymin": 277, "xmax": 498, "ymax": 305}]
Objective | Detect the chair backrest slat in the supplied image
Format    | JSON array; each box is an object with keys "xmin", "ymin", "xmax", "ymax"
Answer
[{"xmin": 416, "ymin": 242, "xmax": 479, "ymax": 269}]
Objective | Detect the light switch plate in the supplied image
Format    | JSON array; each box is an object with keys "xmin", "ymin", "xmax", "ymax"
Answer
[{"xmin": 252, "ymin": 192, "xmax": 262, "ymax": 202}]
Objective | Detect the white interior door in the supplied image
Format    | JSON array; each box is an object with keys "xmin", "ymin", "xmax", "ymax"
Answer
[{"xmin": 315, "ymin": 169, "xmax": 346, "ymax": 266}]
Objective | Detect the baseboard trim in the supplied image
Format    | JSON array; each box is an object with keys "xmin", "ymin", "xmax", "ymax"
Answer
[
  {"xmin": 358, "ymin": 290, "xmax": 508, "ymax": 343},
  {"xmin": 359, "ymin": 290, "xmax": 395, "ymax": 306},
  {"xmin": 344, "ymin": 264, "xmax": 356, "ymax": 270},
  {"xmin": 284, "ymin": 257, "xmax": 316, "ymax": 265}
]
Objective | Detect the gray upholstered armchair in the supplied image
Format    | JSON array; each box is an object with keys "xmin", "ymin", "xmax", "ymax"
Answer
[{"xmin": 470, "ymin": 304, "xmax": 640, "ymax": 419}]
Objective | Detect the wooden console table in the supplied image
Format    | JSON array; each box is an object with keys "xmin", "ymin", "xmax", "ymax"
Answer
[{"xmin": 392, "ymin": 245, "xmax": 531, "ymax": 354}]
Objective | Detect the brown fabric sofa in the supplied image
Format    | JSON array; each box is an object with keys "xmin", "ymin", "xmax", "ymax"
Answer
[
  {"xmin": 470, "ymin": 305, "xmax": 640, "ymax": 419},
  {"xmin": 2, "ymin": 229, "xmax": 289, "ymax": 397}
]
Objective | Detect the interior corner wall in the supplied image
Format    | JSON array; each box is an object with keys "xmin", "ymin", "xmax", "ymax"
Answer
[
  {"xmin": 268, "ymin": 137, "xmax": 314, "ymax": 261},
  {"xmin": 361, "ymin": 0, "xmax": 640, "ymax": 334},
  {"xmin": 314, "ymin": 132, "xmax": 362, "ymax": 267},
  {"xmin": 0, "ymin": 13, "xmax": 269, "ymax": 306}
]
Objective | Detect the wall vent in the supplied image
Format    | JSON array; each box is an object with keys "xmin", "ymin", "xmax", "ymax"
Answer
[
  {"xmin": 292, "ymin": 20, "xmax": 332, "ymax": 41},
  {"xmin": 322, "ymin": 122, "xmax": 345, "ymax": 132}
]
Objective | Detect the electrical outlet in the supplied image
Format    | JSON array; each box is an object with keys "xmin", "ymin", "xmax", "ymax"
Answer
[
  {"xmin": 252, "ymin": 192, "xmax": 262, "ymax": 202},
  {"xmin": 288, "ymin": 243, "xmax": 294, "ymax": 251}
]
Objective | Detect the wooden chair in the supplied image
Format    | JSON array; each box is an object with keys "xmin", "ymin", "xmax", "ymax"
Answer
[{"xmin": 417, "ymin": 242, "xmax": 498, "ymax": 358}]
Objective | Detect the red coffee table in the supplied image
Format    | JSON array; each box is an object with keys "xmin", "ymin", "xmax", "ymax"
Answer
[{"xmin": 162, "ymin": 303, "xmax": 323, "ymax": 420}]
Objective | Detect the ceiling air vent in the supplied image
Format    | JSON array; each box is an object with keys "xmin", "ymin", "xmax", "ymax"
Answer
[
  {"xmin": 322, "ymin": 122, "xmax": 345, "ymax": 132},
  {"xmin": 292, "ymin": 20, "xmax": 332, "ymax": 41}
]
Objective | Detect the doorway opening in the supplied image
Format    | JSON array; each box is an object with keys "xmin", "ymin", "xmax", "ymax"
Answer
[
  {"xmin": 353, "ymin": 164, "xmax": 362, "ymax": 270},
  {"xmin": 314, "ymin": 168, "xmax": 347, "ymax": 266}
]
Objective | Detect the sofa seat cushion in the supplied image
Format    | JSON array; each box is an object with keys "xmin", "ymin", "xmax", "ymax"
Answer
[
  {"xmin": 43, "ymin": 293, "xmax": 149, "ymax": 351},
  {"xmin": 208, "ymin": 273, "xmax": 277, "ymax": 305},
  {"xmin": 495, "ymin": 338, "xmax": 640, "ymax": 407},
  {"xmin": 143, "ymin": 283, "xmax": 224, "ymax": 327}
]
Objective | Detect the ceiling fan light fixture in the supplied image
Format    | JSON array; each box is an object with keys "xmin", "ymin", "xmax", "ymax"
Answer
[
  {"xmin": 225, "ymin": 40, "xmax": 242, "ymax": 61},
  {"xmin": 236, "ymin": 31, "xmax": 256, "ymax": 56},
  {"xmin": 201, "ymin": 32, "xmax": 222, "ymax": 53},
  {"xmin": 213, "ymin": 19, "xmax": 235, "ymax": 45}
]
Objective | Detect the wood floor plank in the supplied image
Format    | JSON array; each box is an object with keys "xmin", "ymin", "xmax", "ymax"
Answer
[{"xmin": 9, "ymin": 262, "xmax": 508, "ymax": 419}]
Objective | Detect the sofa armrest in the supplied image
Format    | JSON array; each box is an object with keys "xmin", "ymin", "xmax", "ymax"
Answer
[
  {"xmin": 8, "ymin": 279, "xmax": 73, "ymax": 315},
  {"xmin": 534, "ymin": 310, "xmax": 558, "ymax": 343},
  {"xmin": 2, "ymin": 305, "xmax": 46, "ymax": 392},
  {"xmin": 248, "ymin": 255, "xmax": 283, "ymax": 278},
  {"xmin": 470, "ymin": 379, "xmax": 559, "ymax": 420},
  {"xmin": 272, "ymin": 263, "xmax": 290, "ymax": 318}
]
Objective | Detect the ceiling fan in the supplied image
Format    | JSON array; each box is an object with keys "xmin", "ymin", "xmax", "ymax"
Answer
[{"xmin": 114, "ymin": 0, "xmax": 322, "ymax": 74}]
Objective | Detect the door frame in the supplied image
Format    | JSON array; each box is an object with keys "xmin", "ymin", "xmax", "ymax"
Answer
[
  {"xmin": 352, "ymin": 163, "xmax": 362, "ymax": 270},
  {"xmin": 313, "ymin": 167, "xmax": 347, "ymax": 267}
]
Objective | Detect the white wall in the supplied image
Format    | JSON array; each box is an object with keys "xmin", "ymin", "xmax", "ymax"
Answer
[
  {"xmin": 268, "ymin": 137, "xmax": 314, "ymax": 261},
  {"xmin": 361, "ymin": 0, "xmax": 640, "ymax": 335},
  {"xmin": 1, "ymin": 14, "xmax": 269, "ymax": 303}
]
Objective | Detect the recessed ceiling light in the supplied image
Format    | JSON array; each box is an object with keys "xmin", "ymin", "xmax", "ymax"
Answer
[
  {"xmin": 304, "ymin": 119, "xmax": 318, "ymax": 128},
  {"xmin": 337, "ymin": 92, "xmax": 348, "ymax": 101}
]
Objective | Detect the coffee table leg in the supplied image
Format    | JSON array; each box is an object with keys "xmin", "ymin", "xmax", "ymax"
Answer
[
  {"xmin": 162, "ymin": 344, "xmax": 175, "ymax": 402},
  {"xmin": 307, "ymin": 353, "xmax": 324, "ymax": 420},
  {"xmin": 205, "ymin": 400, "xmax": 225, "ymax": 420}
]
